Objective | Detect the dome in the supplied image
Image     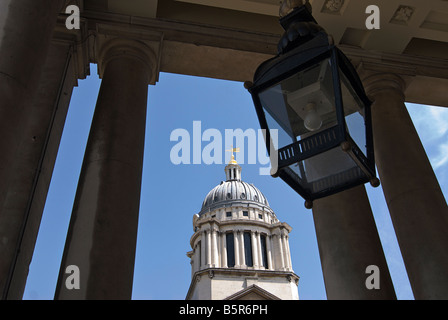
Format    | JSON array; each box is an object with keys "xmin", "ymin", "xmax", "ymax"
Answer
[
  {"xmin": 200, "ymin": 158, "xmax": 270, "ymax": 214},
  {"xmin": 201, "ymin": 180, "xmax": 269, "ymax": 210}
]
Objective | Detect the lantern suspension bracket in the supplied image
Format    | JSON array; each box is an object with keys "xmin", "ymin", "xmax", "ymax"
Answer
[{"xmin": 277, "ymin": 2, "xmax": 326, "ymax": 55}]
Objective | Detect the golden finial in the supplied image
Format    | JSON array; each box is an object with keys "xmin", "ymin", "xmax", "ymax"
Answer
[{"xmin": 226, "ymin": 146, "xmax": 240, "ymax": 165}]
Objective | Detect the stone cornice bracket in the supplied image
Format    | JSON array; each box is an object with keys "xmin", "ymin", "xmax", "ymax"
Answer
[
  {"xmin": 361, "ymin": 71, "xmax": 406, "ymax": 101},
  {"xmin": 97, "ymin": 38, "xmax": 158, "ymax": 85}
]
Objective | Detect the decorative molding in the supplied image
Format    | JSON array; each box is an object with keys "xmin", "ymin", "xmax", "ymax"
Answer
[
  {"xmin": 361, "ymin": 72, "xmax": 407, "ymax": 100},
  {"xmin": 390, "ymin": 5, "xmax": 415, "ymax": 25},
  {"xmin": 321, "ymin": 0, "xmax": 347, "ymax": 15},
  {"xmin": 97, "ymin": 37, "xmax": 158, "ymax": 85}
]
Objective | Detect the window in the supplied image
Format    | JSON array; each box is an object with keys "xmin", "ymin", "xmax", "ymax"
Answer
[
  {"xmin": 258, "ymin": 214, "xmax": 263, "ymax": 219},
  {"xmin": 260, "ymin": 235, "xmax": 269, "ymax": 268},
  {"xmin": 226, "ymin": 233, "xmax": 235, "ymax": 267},
  {"xmin": 243, "ymin": 232, "xmax": 253, "ymax": 267},
  {"xmin": 226, "ymin": 211, "xmax": 232, "ymax": 218},
  {"xmin": 243, "ymin": 211, "xmax": 248, "ymax": 217}
]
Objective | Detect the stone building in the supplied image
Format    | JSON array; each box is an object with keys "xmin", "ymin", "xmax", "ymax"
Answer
[{"xmin": 186, "ymin": 157, "xmax": 299, "ymax": 300}]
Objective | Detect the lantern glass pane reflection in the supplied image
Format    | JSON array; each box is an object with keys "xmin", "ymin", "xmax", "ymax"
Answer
[{"xmin": 258, "ymin": 58, "xmax": 336, "ymax": 148}]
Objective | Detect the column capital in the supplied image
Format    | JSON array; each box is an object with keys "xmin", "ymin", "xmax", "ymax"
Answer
[
  {"xmin": 97, "ymin": 38, "xmax": 158, "ymax": 85},
  {"xmin": 360, "ymin": 71, "xmax": 406, "ymax": 101}
]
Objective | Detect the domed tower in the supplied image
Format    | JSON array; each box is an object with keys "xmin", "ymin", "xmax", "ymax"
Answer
[{"xmin": 186, "ymin": 157, "xmax": 299, "ymax": 300}]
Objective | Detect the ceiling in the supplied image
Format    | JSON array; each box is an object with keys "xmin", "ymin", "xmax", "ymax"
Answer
[{"xmin": 84, "ymin": 0, "xmax": 448, "ymax": 59}]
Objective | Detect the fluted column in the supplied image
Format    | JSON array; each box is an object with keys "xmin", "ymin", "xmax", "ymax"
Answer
[
  {"xmin": 0, "ymin": 0, "xmax": 63, "ymax": 299},
  {"xmin": 54, "ymin": 39, "xmax": 156, "ymax": 300},
  {"xmin": 363, "ymin": 72, "xmax": 448, "ymax": 300},
  {"xmin": 313, "ymin": 185, "xmax": 396, "ymax": 299}
]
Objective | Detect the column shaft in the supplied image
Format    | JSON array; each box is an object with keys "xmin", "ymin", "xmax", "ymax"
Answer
[
  {"xmin": 0, "ymin": 0, "xmax": 63, "ymax": 299},
  {"xmin": 221, "ymin": 232, "xmax": 227, "ymax": 268},
  {"xmin": 277, "ymin": 234, "xmax": 285, "ymax": 270},
  {"xmin": 206, "ymin": 230, "xmax": 212, "ymax": 267},
  {"xmin": 281, "ymin": 233, "xmax": 290, "ymax": 270},
  {"xmin": 313, "ymin": 185, "xmax": 396, "ymax": 299},
  {"xmin": 266, "ymin": 235, "xmax": 274, "ymax": 270},
  {"xmin": 234, "ymin": 231, "xmax": 240, "ymax": 267},
  {"xmin": 201, "ymin": 232, "xmax": 206, "ymax": 268},
  {"xmin": 364, "ymin": 72, "xmax": 448, "ymax": 299},
  {"xmin": 284, "ymin": 235, "xmax": 293, "ymax": 271},
  {"xmin": 211, "ymin": 228, "xmax": 219, "ymax": 267},
  {"xmin": 239, "ymin": 231, "xmax": 246, "ymax": 267},
  {"xmin": 256, "ymin": 232, "xmax": 263, "ymax": 269},
  {"xmin": 54, "ymin": 40, "xmax": 154, "ymax": 299},
  {"xmin": 251, "ymin": 231, "xmax": 259, "ymax": 268}
]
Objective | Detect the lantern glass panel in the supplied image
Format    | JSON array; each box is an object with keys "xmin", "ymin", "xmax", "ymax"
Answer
[
  {"xmin": 284, "ymin": 147, "xmax": 368, "ymax": 196},
  {"xmin": 258, "ymin": 57, "xmax": 337, "ymax": 150},
  {"xmin": 339, "ymin": 68, "xmax": 368, "ymax": 157}
]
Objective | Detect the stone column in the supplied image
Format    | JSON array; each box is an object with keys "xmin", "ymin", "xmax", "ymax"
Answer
[
  {"xmin": 201, "ymin": 231, "xmax": 206, "ymax": 268},
  {"xmin": 234, "ymin": 230, "xmax": 240, "ymax": 267},
  {"xmin": 281, "ymin": 232, "xmax": 291, "ymax": 270},
  {"xmin": 313, "ymin": 185, "xmax": 396, "ymax": 299},
  {"xmin": 256, "ymin": 232, "xmax": 263, "ymax": 269},
  {"xmin": 363, "ymin": 72, "xmax": 448, "ymax": 300},
  {"xmin": 54, "ymin": 39, "xmax": 156, "ymax": 300},
  {"xmin": 206, "ymin": 229, "xmax": 212, "ymax": 267},
  {"xmin": 266, "ymin": 235, "xmax": 274, "ymax": 270},
  {"xmin": 2, "ymin": 40, "xmax": 80, "ymax": 300},
  {"xmin": 0, "ymin": 0, "xmax": 63, "ymax": 299},
  {"xmin": 284, "ymin": 234, "xmax": 293, "ymax": 271},
  {"xmin": 211, "ymin": 227, "xmax": 219, "ymax": 267},
  {"xmin": 251, "ymin": 231, "xmax": 259, "ymax": 268},
  {"xmin": 221, "ymin": 232, "xmax": 227, "ymax": 268},
  {"xmin": 239, "ymin": 230, "xmax": 246, "ymax": 267},
  {"xmin": 277, "ymin": 233, "xmax": 285, "ymax": 270}
]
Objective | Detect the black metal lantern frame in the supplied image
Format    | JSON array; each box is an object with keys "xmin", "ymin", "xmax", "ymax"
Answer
[{"xmin": 247, "ymin": 5, "xmax": 378, "ymax": 206}]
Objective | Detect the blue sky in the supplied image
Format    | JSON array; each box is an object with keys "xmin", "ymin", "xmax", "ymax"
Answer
[{"xmin": 23, "ymin": 64, "xmax": 447, "ymax": 300}]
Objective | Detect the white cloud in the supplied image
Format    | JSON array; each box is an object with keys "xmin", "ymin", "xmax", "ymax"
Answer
[
  {"xmin": 407, "ymin": 104, "xmax": 448, "ymax": 143},
  {"xmin": 432, "ymin": 143, "xmax": 448, "ymax": 170},
  {"xmin": 429, "ymin": 107, "xmax": 448, "ymax": 136}
]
